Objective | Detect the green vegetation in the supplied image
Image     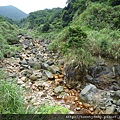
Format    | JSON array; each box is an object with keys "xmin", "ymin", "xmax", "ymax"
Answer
[
  {"xmin": 19, "ymin": 8, "xmax": 62, "ymax": 30},
  {"xmin": 0, "ymin": 0, "xmax": 120, "ymax": 114},
  {"xmin": 19, "ymin": 0, "xmax": 119, "ymax": 65},
  {"xmin": 0, "ymin": 70, "xmax": 70, "ymax": 114},
  {"xmin": 77, "ymin": 3, "xmax": 120, "ymax": 30},
  {"xmin": 0, "ymin": 16, "xmax": 22, "ymax": 59},
  {"xmin": 0, "ymin": 80, "xmax": 26, "ymax": 114},
  {"xmin": 37, "ymin": 104, "xmax": 70, "ymax": 114},
  {"xmin": 48, "ymin": 0, "xmax": 120, "ymax": 65},
  {"xmin": 0, "ymin": 5, "xmax": 28, "ymax": 20},
  {"xmin": 0, "ymin": 70, "xmax": 26, "ymax": 114}
]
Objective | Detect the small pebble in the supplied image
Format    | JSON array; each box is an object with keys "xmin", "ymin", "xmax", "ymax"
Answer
[{"xmin": 76, "ymin": 107, "xmax": 81, "ymax": 111}]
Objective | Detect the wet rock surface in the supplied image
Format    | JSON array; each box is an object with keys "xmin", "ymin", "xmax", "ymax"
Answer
[{"xmin": 1, "ymin": 34, "xmax": 120, "ymax": 114}]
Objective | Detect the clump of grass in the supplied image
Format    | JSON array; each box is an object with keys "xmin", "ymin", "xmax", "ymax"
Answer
[
  {"xmin": 0, "ymin": 69, "xmax": 28, "ymax": 114},
  {"xmin": 0, "ymin": 79, "xmax": 26, "ymax": 114},
  {"xmin": 37, "ymin": 104, "xmax": 70, "ymax": 114}
]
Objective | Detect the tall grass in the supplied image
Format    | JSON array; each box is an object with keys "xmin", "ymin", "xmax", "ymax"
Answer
[
  {"xmin": 0, "ymin": 70, "xmax": 28, "ymax": 114},
  {"xmin": 86, "ymin": 28, "xmax": 120, "ymax": 61},
  {"xmin": 0, "ymin": 80, "xmax": 26, "ymax": 114}
]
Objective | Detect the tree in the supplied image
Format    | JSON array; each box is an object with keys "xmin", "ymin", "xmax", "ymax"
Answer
[{"xmin": 41, "ymin": 23, "xmax": 50, "ymax": 32}]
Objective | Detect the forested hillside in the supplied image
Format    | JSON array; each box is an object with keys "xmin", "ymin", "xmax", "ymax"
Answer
[
  {"xmin": 0, "ymin": 5, "xmax": 28, "ymax": 20},
  {"xmin": 19, "ymin": 0, "xmax": 120, "ymax": 63},
  {"xmin": 0, "ymin": 16, "xmax": 22, "ymax": 58}
]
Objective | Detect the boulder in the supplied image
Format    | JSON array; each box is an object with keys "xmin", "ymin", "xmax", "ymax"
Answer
[
  {"xmin": 42, "ymin": 63, "xmax": 50, "ymax": 70},
  {"xmin": 105, "ymin": 105, "xmax": 116, "ymax": 114},
  {"xmin": 20, "ymin": 69, "xmax": 33, "ymax": 78},
  {"xmin": 86, "ymin": 64, "xmax": 120, "ymax": 90},
  {"xmin": 44, "ymin": 70, "xmax": 54, "ymax": 79},
  {"xmin": 28, "ymin": 59, "xmax": 42, "ymax": 69},
  {"xmin": 24, "ymin": 34, "xmax": 33, "ymax": 40},
  {"xmin": 50, "ymin": 65, "xmax": 61, "ymax": 74},
  {"xmin": 29, "ymin": 74, "xmax": 38, "ymax": 81},
  {"xmin": 117, "ymin": 99, "xmax": 120, "ymax": 106},
  {"xmin": 54, "ymin": 86, "xmax": 64, "ymax": 94},
  {"xmin": 19, "ymin": 59, "xmax": 27, "ymax": 65},
  {"xmin": 64, "ymin": 62, "xmax": 86, "ymax": 89},
  {"xmin": 46, "ymin": 60, "xmax": 54, "ymax": 66},
  {"xmin": 79, "ymin": 84, "xmax": 98, "ymax": 103}
]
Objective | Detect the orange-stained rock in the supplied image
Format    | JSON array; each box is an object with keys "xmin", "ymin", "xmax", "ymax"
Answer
[
  {"xmin": 55, "ymin": 79, "xmax": 63, "ymax": 83},
  {"xmin": 54, "ymin": 75, "xmax": 59, "ymax": 79},
  {"xmin": 58, "ymin": 74, "xmax": 64, "ymax": 78}
]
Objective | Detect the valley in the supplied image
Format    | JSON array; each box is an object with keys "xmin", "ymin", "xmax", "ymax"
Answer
[{"xmin": 0, "ymin": 0, "xmax": 120, "ymax": 116}]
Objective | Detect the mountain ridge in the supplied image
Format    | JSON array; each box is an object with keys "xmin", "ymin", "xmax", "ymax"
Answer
[{"xmin": 0, "ymin": 5, "xmax": 28, "ymax": 20}]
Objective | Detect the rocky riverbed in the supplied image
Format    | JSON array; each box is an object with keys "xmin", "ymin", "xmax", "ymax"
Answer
[{"xmin": 1, "ymin": 34, "xmax": 120, "ymax": 114}]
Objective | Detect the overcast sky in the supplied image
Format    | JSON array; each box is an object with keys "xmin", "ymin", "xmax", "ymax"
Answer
[{"xmin": 0, "ymin": 0, "xmax": 67, "ymax": 14}]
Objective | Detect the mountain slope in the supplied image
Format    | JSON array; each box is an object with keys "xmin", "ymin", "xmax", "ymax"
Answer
[
  {"xmin": 19, "ymin": 0, "xmax": 120, "ymax": 62},
  {"xmin": 0, "ymin": 5, "xmax": 28, "ymax": 20}
]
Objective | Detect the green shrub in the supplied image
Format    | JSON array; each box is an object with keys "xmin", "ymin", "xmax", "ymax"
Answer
[
  {"xmin": 41, "ymin": 23, "xmax": 50, "ymax": 32},
  {"xmin": 79, "ymin": 3, "xmax": 120, "ymax": 30},
  {"xmin": 66, "ymin": 26, "xmax": 87, "ymax": 48}
]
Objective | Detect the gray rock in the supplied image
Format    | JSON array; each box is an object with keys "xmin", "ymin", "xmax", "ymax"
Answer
[
  {"xmin": 105, "ymin": 105, "xmax": 116, "ymax": 114},
  {"xmin": 54, "ymin": 86, "xmax": 64, "ymax": 94},
  {"xmin": 117, "ymin": 99, "xmax": 120, "ymax": 106},
  {"xmin": 36, "ymin": 53, "xmax": 43, "ymax": 60},
  {"xmin": 9, "ymin": 73, "xmax": 16, "ymax": 78},
  {"xmin": 28, "ymin": 60, "xmax": 42, "ymax": 69},
  {"xmin": 85, "ymin": 74, "xmax": 93, "ymax": 81},
  {"xmin": 46, "ymin": 60, "xmax": 54, "ymax": 66},
  {"xmin": 105, "ymin": 98, "xmax": 114, "ymax": 107},
  {"xmin": 17, "ymin": 35, "xmax": 22, "ymax": 39},
  {"xmin": 21, "ymin": 69, "xmax": 33, "ymax": 77},
  {"xmin": 50, "ymin": 65, "xmax": 61, "ymax": 74},
  {"xmin": 115, "ymin": 90, "xmax": 120, "ymax": 97},
  {"xmin": 32, "ymin": 48, "xmax": 37, "ymax": 54},
  {"xmin": 109, "ymin": 90, "xmax": 115, "ymax": 97},
  {"xmin": 87, "ymin": 63, "xmax": 120, "ymax": 90},
  {"xmin": 42, "ymin": 63, "xmax": 50, "ymax": 70},
  {"xmin": 23, "ymin": 44, "xmax": 29, "ymax": 49},
  {"xmin": 34, "ymin": 71, "xmax": 42, "ymax": 78},
  {"xmin": 44, "ymin": 70, "xmax": 53, "ymax": 79},
  {"xmin": 117, "ymin": 107, "xmax": 120, "ymax": 113},
  {"xmin": 19, "ymin": 59, "xmax": 27, "ymax": 65},
  {"xmin": 29, "ymin": 74, "xmax": 38, "ymax": 81},
  {"xmin": 80, "ymin": 84, "xmax": 97, "ymax": 103},
  {"xmin": 24, "ymin": 35, "xmax": 33, "ymax": 40}
]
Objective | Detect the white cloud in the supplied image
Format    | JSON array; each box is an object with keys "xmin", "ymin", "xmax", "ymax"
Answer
[{"xmin": 0, "ymin": 0, "xmax": 67, "ymax": 13}]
